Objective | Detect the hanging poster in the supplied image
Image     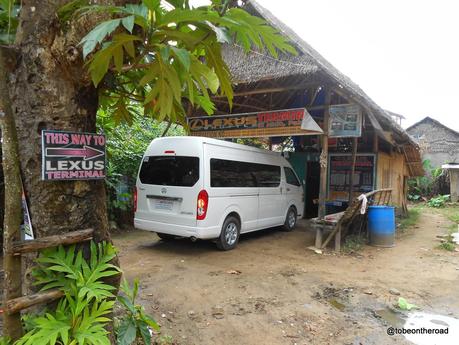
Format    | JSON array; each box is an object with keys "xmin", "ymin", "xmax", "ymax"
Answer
[
  {"xmin": 328, "ymin": 104, "xmax": 362, "ymax": 137},
  {"xmin": 41, "ymin": 130, "xmax": 106, "ymax": 181}
]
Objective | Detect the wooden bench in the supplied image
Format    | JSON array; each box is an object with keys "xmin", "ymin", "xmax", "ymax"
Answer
[{"xmin": 310, "ymin": 189, "xmax": 393, "ymax": 251}]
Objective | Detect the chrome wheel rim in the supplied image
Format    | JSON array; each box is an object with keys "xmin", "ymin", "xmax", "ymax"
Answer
[
  {"xmin": 225, "ymin": 222, "xmax": 238, "ymax": 245},
  {"xmin": 288, "ymin": 211, "xmax": 296, "ymax": 228}
]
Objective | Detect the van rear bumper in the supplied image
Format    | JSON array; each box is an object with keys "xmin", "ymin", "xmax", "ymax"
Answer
[{"xmin": 134, "ymin": 218, "xmax": 220, "ymax": 240}]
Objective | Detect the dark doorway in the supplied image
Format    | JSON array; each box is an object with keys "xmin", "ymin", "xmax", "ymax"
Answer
[{"xmin": 305, "ymin": 161, "xmax": 320, "ymax": 218}]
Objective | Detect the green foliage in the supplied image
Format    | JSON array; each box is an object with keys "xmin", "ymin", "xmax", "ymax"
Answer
[
  {"xmin": 16, "ymin": 242, "xmax": 120, "ymax": 345},
  {"xmin": 407, "ymin": 159, "xmax": 445, "ymax": 199},
  {"xmin": 438, "ymin": 241, "xmax": 455, "ymax": 252},
  {"xmin": 116, "ymin": 278, "xmax": 160, "ymax": 345},
  {"xmin": 397, "ymin": 297, "xmax": 418, "ymax": 311},
  {"xmin": 342, "ymin": 234, "xmax": 366, "ymax": 253},
  {"xmin": 398, "ymin": 208, "xmax": 420, "ymax": 231},
  {"xmin": 67, "ymin": 0, "xmax": 295, "ymax": 126},
  {"xmin": 156, "ymin": 335, "xmax": 174, "ymax": 345},
  {"xmin": 0, "ymin": 336, "xmax": 11, "ymax": 345},
  {"xmin": 427, "ymin": 194, "xmax": 450, "ymax": 208},
  {"xmin": 0, "ymin": 0, "xmax": 19, "ymax": 44},
  {"xmin": 98, "ymin": 110, "xmax": 184, "ymax": 217},
  {"xmin": 236, "ymin": 138, "xmax": 269, "ymax": 149}
]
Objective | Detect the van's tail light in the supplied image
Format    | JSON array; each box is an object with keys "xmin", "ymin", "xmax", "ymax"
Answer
[
  {"xmin": 133, "ymin": 187, "xmax": 138, "ymax": 213},
  {"xmin": 197, "ymin": 189, "xmax": 208, "ymax": 220}
]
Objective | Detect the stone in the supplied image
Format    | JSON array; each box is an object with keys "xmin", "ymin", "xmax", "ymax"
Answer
[
  {"xmin": 212, "ymin": 305, "xmax": 225, "ymax": 319},
  {"xmin": 389, "ymin": 288, "xmax": 401, "ymax": 296},
  {"xmin": 187, "ymin": 310, "xmax": 197, "ymax": 320}
]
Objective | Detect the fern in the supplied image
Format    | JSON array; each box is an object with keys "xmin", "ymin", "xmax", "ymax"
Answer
[{"xmin": 18, "ymin": 241, "xmax": 120, "ymax": 345}]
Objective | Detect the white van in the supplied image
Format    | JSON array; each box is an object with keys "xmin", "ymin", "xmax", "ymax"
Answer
[{"xmin": 134, "ymin": 136, "xmax": 304, "ymax": 250}]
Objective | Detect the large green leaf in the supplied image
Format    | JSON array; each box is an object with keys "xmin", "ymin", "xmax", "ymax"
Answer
[{"xmin": 117, "ymin": 317, "xmax": 137, "ymax": 345}]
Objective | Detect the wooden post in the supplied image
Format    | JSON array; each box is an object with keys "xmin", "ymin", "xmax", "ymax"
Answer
[
  {"xmin": 373, "ymin": 132, "xmax": 379, "ymax": 153},
  {"xmin": 348, "ymin": 137, "xmax": 358, "ymax": 203},
  {"xmin": 318, "ymin": 89, "xmax": 331, "ymax": 219},
  {"xmin": 0, "ymin": 46, "xmax": 24, "ymax": 339},
  {"xmin": 334, "ymin": 225, "xmax": 341, "ymax": 252},
  {"xmin": 316, "ymin": 89, "xmax": 331, "ymax": 248}
]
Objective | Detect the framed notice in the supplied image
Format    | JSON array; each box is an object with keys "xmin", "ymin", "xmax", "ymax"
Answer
[
  {"xmin": 328, "ymin": 104, "xmax": 362, "ymax": 138},
  {"xmin": 41, "ymin": 130, "xmax": 106, "ymax": 181}
]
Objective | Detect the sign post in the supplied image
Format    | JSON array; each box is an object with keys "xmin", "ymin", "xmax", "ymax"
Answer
[{"xmin": 41, "ymin": 130, "xmax": 106, "ymax": 181}]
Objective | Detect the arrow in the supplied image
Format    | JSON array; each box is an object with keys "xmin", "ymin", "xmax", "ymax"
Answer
[{"xmin": 45, "ymin": 146, "xmax": 104, "ymax": 160}]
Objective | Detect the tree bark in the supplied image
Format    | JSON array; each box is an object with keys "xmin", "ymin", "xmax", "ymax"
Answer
[
  {"xmin": 0, "ymin": 46, "xmax": 24, "ymax": 340},
  {"xmin": 10, "ymin": 1, "xmax": 124, "ymax": 292}
]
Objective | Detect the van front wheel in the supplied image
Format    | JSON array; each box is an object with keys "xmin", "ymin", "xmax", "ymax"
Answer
[
  {"xmin": 216, "ymin": 216, "xmax": 240, "ymax": 251},
  {"xmin": 282, "ymin": 207, "xmax": 297, "ymax": 231}
]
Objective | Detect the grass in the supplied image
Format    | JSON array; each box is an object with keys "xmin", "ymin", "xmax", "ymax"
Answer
[
  {"xmin": 398, "ymin": 208, "xmax": 421, "ymax": 231},
  {"xmin": 438, "ymin": 241, "xmax": 456, "ymax": 251},
  {"xmin": 433, "ymin": 205, "xmax": 459, "ymax": 252},
  {"xmin": 435, "ymin": 205, "xmax": 459, "ymax": 224},
  {"xmin": 342, "ymin": 234, "xmax": 366, "ymax": 253}
]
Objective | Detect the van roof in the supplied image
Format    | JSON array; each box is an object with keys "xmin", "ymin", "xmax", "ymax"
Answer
[{"xmin": 152, "ymin": 136, "xmax": 282, "ymax": 157}]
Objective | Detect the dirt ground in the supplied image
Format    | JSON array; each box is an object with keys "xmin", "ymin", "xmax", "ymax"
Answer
[{"xmin": 114, "ymin": 207, "xmax": 459, "ymax": 345}]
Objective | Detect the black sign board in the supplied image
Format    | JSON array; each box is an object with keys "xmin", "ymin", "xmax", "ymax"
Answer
[{"xmin": 41, "ymin": 130, "xmax": 106, "ymax": 181}]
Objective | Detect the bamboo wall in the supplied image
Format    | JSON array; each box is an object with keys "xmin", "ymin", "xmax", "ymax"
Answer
[{"xmin": 376, "ymin": 152, "xmax": 409, "ymax": 207}]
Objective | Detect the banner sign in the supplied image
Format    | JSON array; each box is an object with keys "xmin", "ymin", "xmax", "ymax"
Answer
[
  {"xmin": 188, "ymin": 108, "xmax": 323, "ymax": 138},
  {"xmin": 41, "ymin": 130, "xmax": 106, "ymax": 181},
  {"xmin": 328, "ymin": 104, "xmax": 362, "ymax": 138}
]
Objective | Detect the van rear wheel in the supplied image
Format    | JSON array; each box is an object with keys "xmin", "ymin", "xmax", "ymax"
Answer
[
  {"xmin": 282, "ymin": 207, "xmax": 297, "ymax": 231},
  {"xmin": 216, "ymin": 216, "xmax": 240, "ymax": 251},
  {"xmin": 156, "ymin": 233, "xmax": 175, "ymax": 241}
]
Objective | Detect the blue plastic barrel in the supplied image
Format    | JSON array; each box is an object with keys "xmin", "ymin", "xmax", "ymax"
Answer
[{"xmin": 368, "ymin": 206, "xmax": 396, "ymax": 247}]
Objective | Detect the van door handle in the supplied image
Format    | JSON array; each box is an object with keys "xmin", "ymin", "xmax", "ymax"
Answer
[
  {"xmin": 286, "ymin": 188, "xmax": 291, "ymax": 192},
  {"xmin": 139, "ymin": 187, "xmax": 145, "ymax": 190}
]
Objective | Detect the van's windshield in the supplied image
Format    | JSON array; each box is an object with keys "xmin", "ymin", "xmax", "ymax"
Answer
[{"xmin": 139, "ymin": 156, "xmax": 199, "ymax": 187}]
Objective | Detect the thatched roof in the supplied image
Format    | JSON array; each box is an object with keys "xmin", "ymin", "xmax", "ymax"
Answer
[
  {"xmin": 222, "ymin": 44, "xmax": 319, "ymax": 84},
  {"xmin": 406, "ymin": 116, "xmax": 459, "ymax": 138},
  {"xmin": 220, "ymin": 0, "xmax": 424, "ymax": 176}
]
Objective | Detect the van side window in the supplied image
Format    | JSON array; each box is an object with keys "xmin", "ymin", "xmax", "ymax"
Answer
[
  {"xmin": 210, "ymin": 159, "xmax": 280, "ymax": 188},
  {"xmin": 139, "ymin": 156, "xmax": 199, "ymax": 187},
  {"xmin": 284, "ymin": 167, "xmax": 301, "ymax": 186},
  {"xmin": 254, "ymin": 164, "xmax": 280, "ymax": 187}
]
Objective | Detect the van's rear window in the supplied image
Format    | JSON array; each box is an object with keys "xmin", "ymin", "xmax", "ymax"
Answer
[{"xmin": 139, "ymin": 156, "xmax": 199, "ymax": 187}]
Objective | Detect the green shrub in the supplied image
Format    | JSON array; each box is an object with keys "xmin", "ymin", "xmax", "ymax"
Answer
[
  {"xmin": 438, "ymin": 241, "xmax": 455, "ymax": 251},
  {"xmin": 116, "ymin": 279, "xmax": 160, "ymax": 345},
  {"xmin": 16, "ymin": 242, "xmax": 121, "ymax": 345},
  {"xmin": 427, "ymin": 195, "xmax": 450, "ymax": 208}
]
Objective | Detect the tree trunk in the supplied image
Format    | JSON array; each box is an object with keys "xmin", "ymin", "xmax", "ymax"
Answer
[
  {"xmin": 0, "ymin": 46, "xmax": 24, "ymax": 340},
  {"xmin": 10, "ymin": 0, "xmax": 123, "ymax": 289}
]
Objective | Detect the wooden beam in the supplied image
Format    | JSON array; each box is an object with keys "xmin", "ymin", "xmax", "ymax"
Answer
[
  {"xmin": 12, "ymin": 228, "xmax": 94, "ymax": 255},
  {"xmin": 6, "ymin": 289, "xmax": 64, "ymax": 315},
  {"xmin": 213, "ymin": 99, "xmax": 267, "ymax": 112},
  {"xmin": 213, "ymin": 83, "xmax": 321, "ymax": 98},
  {"xmin": 309, "ymin": 86, "xmax": 322, "ymax": 106}
]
